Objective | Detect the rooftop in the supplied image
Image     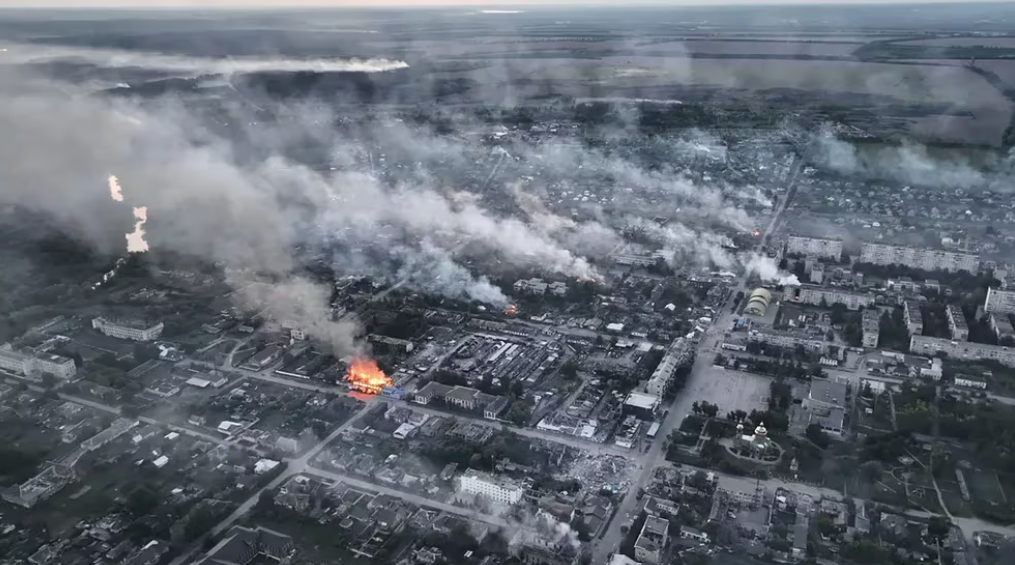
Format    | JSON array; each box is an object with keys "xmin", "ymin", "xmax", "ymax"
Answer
[{"xmin": 809, "ymin": 379, "xmax": 847, "ymax": 407}]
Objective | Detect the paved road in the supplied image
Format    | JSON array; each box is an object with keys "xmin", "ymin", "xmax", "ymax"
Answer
[
  {"xmin": 240, "ymin": 369, "xmax": 636, "ymax": 457},
  {"xmin": 167, "ymin": 401, "xmax": 376, "ymax": 565},
  {"xmin": 304, "ymin": 465, "xmax": 509, "ymax": 528},
  {"xmin": 591, "ymin": 152, "xmax": 801, "ymax": 565}
]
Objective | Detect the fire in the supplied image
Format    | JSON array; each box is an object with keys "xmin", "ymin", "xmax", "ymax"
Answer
[
  {"xmin": 504, "ymin": 304, "xmax": 517, "ymax": 317},
  {"xmin": 108, "ymin": 174, "xmax": 124, "ymax": 202},
  {"xmin": 345, "ymin": 358, "xmax": 392, "ymax": 395},
  {"xmin": 126, "ymin": 206, "xmax": 149, "ymax": 253}
]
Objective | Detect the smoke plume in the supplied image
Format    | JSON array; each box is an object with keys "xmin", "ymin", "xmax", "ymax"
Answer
[
  {"xmin": 743, "ymin": 252, "xmax": 800, "ymax": 286},
  {"xmin": 0, "ymin": 42, "xmax": 410, "ymax": 76}
]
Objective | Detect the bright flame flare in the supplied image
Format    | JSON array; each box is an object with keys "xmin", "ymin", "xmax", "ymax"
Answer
[
  {"xmin": 504, "ymin": 304, "xmax": 518, "ymax": 316},
  {"xmin": 108, "ymin": 174, "xmax": 124, "ymax": 202},
  {"xmin": 345, "ymin": 358, "xmax": 392, "ymax": 395}
]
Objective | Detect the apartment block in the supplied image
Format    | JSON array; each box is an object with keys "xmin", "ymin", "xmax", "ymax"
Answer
[
  {"xmin": 92, "ymin": 317, "xmax": 164, "ymax": 342},
  {"xmin": 910, "ymin": 335, "xmax": 1015, "ymax": 367},
  {"xmin": 786, "ymin": 236, "xmax": 843, "ymax": 261},
  {"xmin": 456, "ymin": 469, "xmax": 524, "ymax": 505},
  {"xmin": 947, "ymin": 304, "xmax": 969, "ymax": 341},
  {"xmin": 862, "ymin": 309, "xmax": 880, "ymax": 348},
  {"xmin": 645, "ymin": 338, "xmax": 693, "ymax": 399},
  {"xmin": 787, "ymin": 285, "xmax": 874, "ymax": 310},
  {"xmin": 860, "ymin": 242, "xmax": 979, "ymax": 273},
  {"xmin": 985, "ymin": 287, "xmax": 1015, "ymax": 316},
  {"xmin": 904, "ymin": 300, "xmax": 923, "ymax": 336}
]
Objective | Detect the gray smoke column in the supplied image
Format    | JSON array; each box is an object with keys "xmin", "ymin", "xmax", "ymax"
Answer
[
  {"xmin": 743, "ymin": 252, "xmax": 800, "ymax": 286},
  {"xmin": 811, "ymin": 122, "xmax": 989, "ymax": 189},
  {"xmin": 390, "ymin": 241, "xmax": 510, "ymax": 307},
  {"xmin": 0, "ymin": 42, "xmax": 410, "ymax": 75}
]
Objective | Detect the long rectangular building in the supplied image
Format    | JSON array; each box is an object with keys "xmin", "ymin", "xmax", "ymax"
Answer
[
  {"xmin": 645, "ymin": 338, "xmax": 693, "ymax": 399},
  {"xmin": 985, "ymin": 287, "xmax": 1015, "ymax": 315},
  {"xmin": 860, "ymin": 243, "xmax": 979, "ymax": 273},
  {"xmin": 786, "ymin": 236, "xmax": 843, "ymax": 261},
  {"xmin": 787, "ymin": 285, "xmax": 874, "ymax": 311},
  {"xmin": 910, "ymin": 335, "xmax": 1015, "ymax": 367}
]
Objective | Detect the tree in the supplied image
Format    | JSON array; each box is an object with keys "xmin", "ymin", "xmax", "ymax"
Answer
[
  {"xmin": 692, "ymin": 401, "xmax": 701, "ymax": 415},
  {"xmin": 806, "ymin": 424, "xmax": 830, "ymax": 449},
  {"xmin": 183, "ymin": 504, "xmax": 218, "ymax": 542},
  {"xmin": 859, "ymin": 460, "xmax": 883, "ymax": 483},
  {"xmin": 40, "ymin": 372, "xmax": 58, "ymax": 389},
  {"xmin": 560, "ymin": 360, "xmax": 578, "ymax": 380},
  {"xmin": 133, "ymin": 343, "xmax": 161, "ymax": 364},
  {"xmin": 927, "ymin": 516, "xmax": 952, "ymax": 546},
  {"xmin": 254, "ymin": 489, "xmax": 276, "ymax": 515},
  {"xmin": 127, "ymin": 485, "xmax": 160, "ymax": 516}
]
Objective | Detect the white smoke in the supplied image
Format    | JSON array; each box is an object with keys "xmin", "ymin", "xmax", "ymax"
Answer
[
  {"xmin": 743, "ymin": 252, "xmax": 800, "ymax": 286},
  {"xmin": 0, "ymin": 42, "xmax": 410, "ymax": 76}
]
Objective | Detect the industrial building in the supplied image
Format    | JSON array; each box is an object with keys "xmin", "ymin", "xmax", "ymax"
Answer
[
  {"xmin": 859, "ymin": 242, "xmax": 979, "ymax": 273},
  {"xmin": 645, "ymin": 338, "xmax": 692, "ymax": 399},
  {"xmin": 456, "ymin": 469, "xmax": 524, "ymax": 505},
  {"xmin": 910, "ymin": 335, "xmax": 1015, "ymax": 367},
  {"xmin": 786, "ymin": 235, "xmax": 843, "ymax": 261},
  {"xmin": 947, "ymin": 304, "xmax": 969, "ymax": 341},
  {"xmin": 744, "ymin": 288, "xmax": 773, "ymax": 316},
  {"xmin": 91, "ymin": 317, "xmax": 164, "ymax": 342},
  {"xmin": 787, "ymin": 285, "xmax": 874, "ymax": 310},
  {"xmin": 0, "ymin": 343, "xmax": 76, "ymax": 379},
  {"xmin": 985, "ymin": 287, "xmax": 1015, "ymax": 315}
]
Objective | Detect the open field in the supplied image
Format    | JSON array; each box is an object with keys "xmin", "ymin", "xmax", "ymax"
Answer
[{"xmin": 903, "ymin": 37, "xmax": 1015, "ymax": 48}]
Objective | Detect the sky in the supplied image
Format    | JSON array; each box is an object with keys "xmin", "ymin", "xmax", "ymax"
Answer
[{"xmin": 0, "ymin": 0, "xmax": 1008, "ymax": 7}]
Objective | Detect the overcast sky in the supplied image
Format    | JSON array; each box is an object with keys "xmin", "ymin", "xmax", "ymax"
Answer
[{"xmin": 0, "ymin": 0, "xmax": 1006, "ymax": 8}]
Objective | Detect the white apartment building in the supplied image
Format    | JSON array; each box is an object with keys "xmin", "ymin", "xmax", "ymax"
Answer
[
  {"xmin": 954, "ymin": 375, "xmax": 988, "ymax": 390},
  {"xmin": 92, "ymin": 317, "xmax": 164, "ymax": 342},
  {"xmin": 786, "ymin": 236, "xmax": 843, "ymax": 261},
  {"xmin": 985, "ymin": 287, "xmax": 1015, "ymax": 315},
  {"xmin": 33, "ymin": 353, "xmax": 77, "ymax": 379},
  {"xmin": 947, "ymin": 304, "xmax": 969, "ymax": 341},
  {"xmin": 645, "ymin": 338, "xmax": 692, "ymax": 399},
  {"xmin": 910, "ymin": 335, "xmax": 1015, "ymax": 367},
  {"xmin": 0, "ymin": 344, "xmax": 76, "ymax": 379},
  {"xmin": 860, "ymin": 243, "xmax": 979, "ymax": 273},
  {"xmin": 457, "ymin": 469, "xmax": 524, "ymax": 505},
  {"xmin": 788, "ymin": 285, "xmax": 874, "ymax": 310}
]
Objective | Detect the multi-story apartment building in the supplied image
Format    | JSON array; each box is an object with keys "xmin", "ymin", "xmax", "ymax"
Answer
[
  {"xmin": 645, "ymin": 338, "xmax": 693, "ymax": 399},
  {"xmin": 748, "ymin": 328, "xmax": 827, "ymax": 354},
  {"xmin": 787, "ymin": 285, "xmax": 874, "ymax": 310},
  {"xmin": 862, "ymin": 309, "xmax": 881, "ymax": 348},
  {"xmin": 904, "ymin": 300, "xmax": 924, "ymax": 336},
  {"xmin": 910, "ymin": 335, "xmax": 1015, "ymax": 367},
  {"xmin": 786, "ymin": 236, "xmax": 843, "ymax": 261},
  {"xmin": 985, "ymin": 287, "xmax": 1015, "ymax": 315},
  {"xmin": 457, "ymin": 469, "xmax": 524, "ymax": 505},
  {"xmin": 0, "ymin": 344, "xmax": 76, "ymax": 379},
  {"xmin": 947, "ymin": 304, "xmax": 969, "ymax": 341},
  {"xmin": 92, "ymin": 317, "xmax": 164, "ymax": 342},
  {"xmin": 991, "ymin": 313, "xmax": 1015, "ymax": 341},
  {"xmin": 860, "ymin": 243, "xmax": 979, "ymax": 273},
  {"xmin": 635, "ymin": 515, "xmax": 670, "ymax": 564}
]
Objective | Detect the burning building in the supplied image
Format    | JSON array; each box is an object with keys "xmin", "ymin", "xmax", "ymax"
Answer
[{"xmin": 345, "ymin": 358, "xmax": 393, "ymax": 395}]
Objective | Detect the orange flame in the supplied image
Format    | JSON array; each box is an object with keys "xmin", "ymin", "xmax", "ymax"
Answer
[
  {"xmin": 504, "ymin": 304, "xmax": 517, "ymax": 316},
  {"xmin": 345, "ymin": 358, "xmax": 392, "ymax": 395}
]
